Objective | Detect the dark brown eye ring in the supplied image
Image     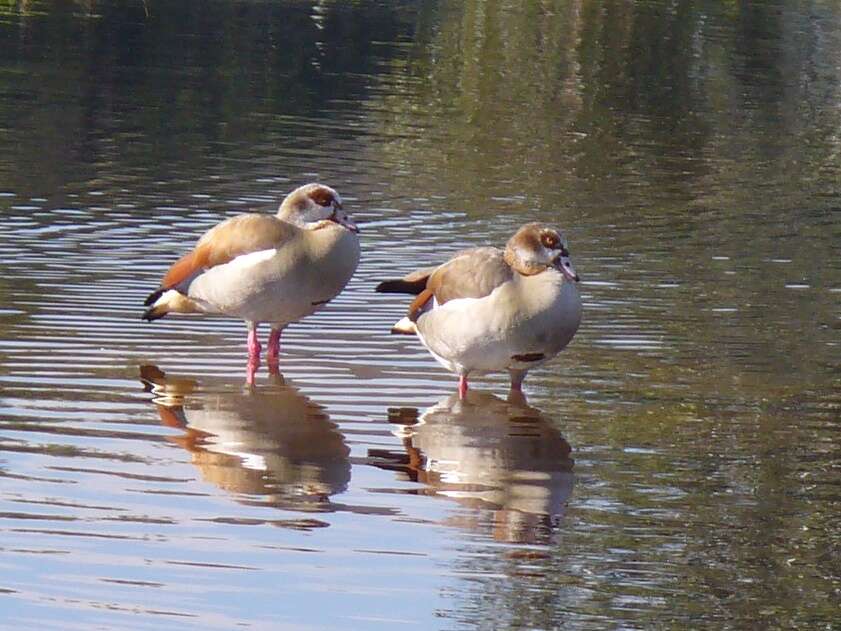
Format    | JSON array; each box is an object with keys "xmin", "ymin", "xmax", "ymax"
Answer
[{"xmin": 310, "ymin": 188, "xmax": 335, "ymax": 208}]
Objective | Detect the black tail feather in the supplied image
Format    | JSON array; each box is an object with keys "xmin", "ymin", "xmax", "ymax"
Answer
[
  {"xmin": 141, "ymin": 305, "xmax": 166, "ymax": 322},
  {"xmin": 144, "ymin": 287, "xmax": 165, "ymax": 307},
  {"xmin": 375, "ymin": 279, "xmax": 428, "ymax": 295}
]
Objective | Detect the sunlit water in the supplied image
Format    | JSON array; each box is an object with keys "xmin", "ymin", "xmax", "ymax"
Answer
[{"xmin": 1, "ymin": 1, "xmax": 839, "ymax": 629}]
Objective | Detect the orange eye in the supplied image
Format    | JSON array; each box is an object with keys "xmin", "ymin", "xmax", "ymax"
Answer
[{"xmin": 540, "ymin": 232, "xmax": 560, "ymax": 249}]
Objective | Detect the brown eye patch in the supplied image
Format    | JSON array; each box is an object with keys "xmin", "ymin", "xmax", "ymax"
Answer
[
  {"xmin": 309, "ymin": 187, "xmax": 335, "ymax": 207},
  {"xmin": 540, "ymin": 231, "xmax": 560, "ymax": 249}
]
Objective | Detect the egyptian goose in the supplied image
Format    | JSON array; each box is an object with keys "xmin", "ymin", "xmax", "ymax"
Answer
[
  {"xmin": 143, "ymin": 183, "xmax": 360, "ymax": 383},
  {"xmin": 376, "ymin": 222, "xmax": 581, "ymax": 398}
]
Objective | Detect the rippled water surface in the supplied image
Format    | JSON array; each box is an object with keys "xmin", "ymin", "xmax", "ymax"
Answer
[{"xmin": 1, "ymin": 1, "xmax": 839, "ymax": 629}]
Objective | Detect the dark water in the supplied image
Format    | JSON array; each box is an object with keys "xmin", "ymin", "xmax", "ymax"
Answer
[{"xmin": 1, "ymin": 1, "xmax": 839, "ymax": 628}]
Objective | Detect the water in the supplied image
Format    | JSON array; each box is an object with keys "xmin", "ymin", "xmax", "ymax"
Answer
[{"xmin": 1, "ymin": 1, "xmax": 839, "ymax": 628}]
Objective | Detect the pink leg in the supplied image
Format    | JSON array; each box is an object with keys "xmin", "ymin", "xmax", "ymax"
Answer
[
  {"xmin": 246, "ymin": 361, "xmax": 257, "ymax": 386},
  {"xmin": 247, "ymin": 326, "xmax": 262, "ymax": 357},
  {"xmin": 509, "ymin": 370, "xmax": 526, "ymax": 393},
  {"xmin": 246, "ymin": 325, "xmax": 261, "ymax": 385},
  {"xmin": 458, "ymin": 375, "xmax": 469, "ymax": 400},
  {"xmin": 267, "ymin": 328, "xmax": 282, "ymax": 369},
  {"xmin": 508, "ymin": 370, "xmax": 528, "ymax": 405}
]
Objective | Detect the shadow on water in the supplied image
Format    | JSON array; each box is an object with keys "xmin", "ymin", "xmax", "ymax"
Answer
[
  {"xmin": 139, "ymin": 365, "xmax": 350, "ymax": 519},
  {"xmin": 370, "ymin": 390, "xmax": 574, "ymax": 545}
]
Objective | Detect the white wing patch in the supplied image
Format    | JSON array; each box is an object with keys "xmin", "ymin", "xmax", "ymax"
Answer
[
  {"xmin": 226, "ymin": 248, "xmax": 278, "ymax": 270},
  {"xmin": 153, "ymin": 289, "xmax": 184, "ymax": 309}
]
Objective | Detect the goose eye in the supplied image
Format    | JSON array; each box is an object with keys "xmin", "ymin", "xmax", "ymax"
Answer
[
  {"xmin": 310, "ymin": 189, "xmax": 334, "ymax": 207},
  {"xmin": 540, "ymin": 233, "xmax": 560, "ymax": 249}
]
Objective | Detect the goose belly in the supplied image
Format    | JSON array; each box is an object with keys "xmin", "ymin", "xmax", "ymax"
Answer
[{"xmin": 416, "ymin": 279, "xmax": 581, "ymax": 375}]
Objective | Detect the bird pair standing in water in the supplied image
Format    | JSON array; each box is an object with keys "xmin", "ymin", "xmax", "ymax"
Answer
[{"xmin": 142, "ymin": 183, "xmax": 582, "ymax": 398}]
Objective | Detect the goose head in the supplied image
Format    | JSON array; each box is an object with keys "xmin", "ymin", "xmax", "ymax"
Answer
[
  {"xmin": 276, "ymin": 183, "xmax": 358, "ymax": 233},
  {"xmin": 504, "ymin": 222, "xmax": 579, "ymax": 281}
]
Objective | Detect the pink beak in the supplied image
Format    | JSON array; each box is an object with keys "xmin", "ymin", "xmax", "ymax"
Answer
[
  {"xmin": 340, "ymin": 216, "xmax": 359, "ymax": 233},
  {"xmin": 332, "ymin": 202, "xmax": 359, "ymax": 233},
  {"xmin": 555, "ymin": 254, "xmax": 579, "ymax": 282}
]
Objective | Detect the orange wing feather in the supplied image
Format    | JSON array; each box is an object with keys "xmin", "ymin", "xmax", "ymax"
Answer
[
  {"xmin": 408, "ymin": 288, "xmax": 434, "ymax": 322},
  {"xmin": 162, "ymin": 249, "xmax": 205, "ymax": 288}
]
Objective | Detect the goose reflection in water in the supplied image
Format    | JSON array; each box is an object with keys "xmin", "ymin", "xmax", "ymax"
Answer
[
  {"xmin": 140, "ymin": 366, "xmax": 350, "ymax": 513},
  {"xmin": 371, "ymin": 390, "xmax": 574, "ymax": 544}
]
